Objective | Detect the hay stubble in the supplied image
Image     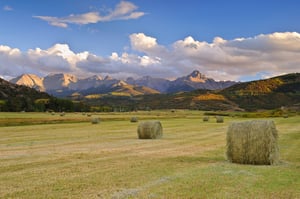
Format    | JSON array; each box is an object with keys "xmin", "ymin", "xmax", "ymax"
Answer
[{"xmin": 0, "ymin": 113, "xmax": 299, "ymax": 198}]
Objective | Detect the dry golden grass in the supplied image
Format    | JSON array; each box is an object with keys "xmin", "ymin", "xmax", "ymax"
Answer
[{"xmin": 0, "ymin": 112, "xmax": 299, "ymax": 198}]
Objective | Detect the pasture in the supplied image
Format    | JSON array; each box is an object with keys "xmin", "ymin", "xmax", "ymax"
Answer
[{"xmin": 0, "ymin": 111, "xmax": 299, "ymax": 198}]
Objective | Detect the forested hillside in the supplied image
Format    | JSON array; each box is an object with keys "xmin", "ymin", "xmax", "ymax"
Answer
[{"xmin": 0, "ymin": 78, "xmax": 87, "ymax": 112}]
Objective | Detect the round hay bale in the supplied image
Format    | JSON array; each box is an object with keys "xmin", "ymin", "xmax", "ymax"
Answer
[
  {"xmin": 60, "ymin": 112, "xmax": 65, "ymax": 116},
  {"xmin": 203, "ymin": 116, "xmax": 209, "ymax": 122},
  {"xmin": 87, "ymin": 113, "xmax": 92, "ymax": 117},
  {"xmin": 137, "ymin": 121, "xmax": 163, "ymax": 139},
  {"xmin": 216, "ymin": 116, "xmax": 224, "ymax": 123},
  {"xmin": 91, "ymin": 117, "xmax": 100, "ymax": 124},
  {"xmin": 226, "ymin": 120, "xmax": 279, "ymax": 165},
  {"xmin": 130, "ymin": 117, "xmax": 138, "ymax": 123}
]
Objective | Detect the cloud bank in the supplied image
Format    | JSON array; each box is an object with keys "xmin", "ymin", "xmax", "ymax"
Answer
[
  {"xmin": 34, "ymin": 1, "xmax": 145, "ymax": 28},
  {"xmin": 1, "ymin": 32, "xmax": 300, "ymax": 81}
]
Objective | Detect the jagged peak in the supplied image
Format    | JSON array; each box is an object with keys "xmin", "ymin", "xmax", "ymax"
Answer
[
  {"xmin": 87, "ymin": 75, "xmax": 103, "ymax": 81},
  {"xmin": 19, "ymin": 73, "xmax": 40, "ymax": 78},
  {"xmin": 43, "ymin": 73, "xmax": 78, "ymax": 89},
  {"xmin": 112, "ymin": 80, "xmax": 127, "ymax": 87},
  {"xmin": 189, "ymin": 70, "xmax": 206, "ymax": 78},
  {"xmin": 9, "ymin": 73, "xmax": 45, "ymax": 91},
  {"xmin": 45, "ymin": 73, "xmax": 77, "ymax": 81},
  {"xmin": 187, "ymin": 70, "xmax": 207, "ymax": 82},
  {"xmin": 12, "ymin": 73, "xmax": 41, "ymax": 81},
  {"xmin": 104, "ymin": 75, "xmax": 113, "ymax": 81}
]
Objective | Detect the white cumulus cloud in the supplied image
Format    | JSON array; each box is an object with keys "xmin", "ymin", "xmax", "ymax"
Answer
[{"xmin": 0, "ymin": 32, "xmax": 300, "ymax": 81}]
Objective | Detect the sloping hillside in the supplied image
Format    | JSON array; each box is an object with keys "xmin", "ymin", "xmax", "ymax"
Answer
[
  {"xmin": 85, "ymin": 89, "xmax": 241, "ymax": 111},
  {"xmin": 0, "ymin": 78, "xmax": 78, "ymax": 112},
  {"xmin": 221, "ymin": 73, "xmax": 300, "ymax": 110},
  {"xmin": 0, "ymin": 78, "xmax": 51, "ymax": 111}
]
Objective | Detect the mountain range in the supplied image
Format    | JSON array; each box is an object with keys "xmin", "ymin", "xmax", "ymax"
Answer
[
  {"xmin": 1, "ymin": 72, "xmax": 300, "ymax": 112},
  {"xmin": 10, "ymin": 70, "xmax": 236, "ymax": 97},
  {"xmin": 90, "ymin": 72, "xmax": 300, "ymax": 112}
]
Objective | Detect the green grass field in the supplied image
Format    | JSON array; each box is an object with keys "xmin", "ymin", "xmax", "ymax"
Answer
[{"xmin": 0, "ymin": 111, "xmax": 299, "ymax": 198}]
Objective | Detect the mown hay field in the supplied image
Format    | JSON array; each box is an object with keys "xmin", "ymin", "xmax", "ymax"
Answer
[{"xmin": 0, "ymin": 111, "xmax": 299, "ymax": 198}]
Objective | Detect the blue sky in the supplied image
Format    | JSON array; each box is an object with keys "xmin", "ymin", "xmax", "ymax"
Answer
[{"xmin": 1, "ymin": 0, "xmax": 300, "ymax": 81}]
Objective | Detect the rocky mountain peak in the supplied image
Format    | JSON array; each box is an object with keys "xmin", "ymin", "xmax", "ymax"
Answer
[
  {"xmin": 43, "ymin": 73, "xmax": 78, "ymax": 90},
  {"xmin": 104, "ymin": 75, "xmax": 113, "ymax": 81},
  {"xmin": 10, "ymin": 74, "xmax": 44, "ymax": 91},
  {"xmin": 51, "ymin": 73, "xmax": 76, "ymax": 81},
  {"xmin": 112, "ymin": 80, "xmax": 128, "ymax": 87},
  {"xmin": 87, "ymin": 75, "xmax": 103, "ymax": 81},
  {"xmin": 187, "ymin": 70, "xmax": 206, "ymax": 82}
]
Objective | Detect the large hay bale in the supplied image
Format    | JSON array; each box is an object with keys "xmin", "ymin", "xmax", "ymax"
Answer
[
  {"xmin": 216, "ymin": 116, "xmax": 224, "ymax": 123},
  {"xmin": 203, "ymin": 116, "xmax": 209, "ymax": 122},
  {"xmin": 226, "ymin": 120, "xmax": 279, "ymax": 165},
  {"xmin": 130, "ymin": 117, "xmax": 138, "ymax": 123},
  {"xmin": 137, "ymin": 121, "xmax": 163, "ymax": 139},
  {"xmin": 91, "ymin": 117, "xmax": 100, "ymax": 124}
]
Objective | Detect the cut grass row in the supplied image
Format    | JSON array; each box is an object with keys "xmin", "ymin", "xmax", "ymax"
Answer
[{"xmin": 0, "ymin": 111, "xmax": 201, "ymax": 126}]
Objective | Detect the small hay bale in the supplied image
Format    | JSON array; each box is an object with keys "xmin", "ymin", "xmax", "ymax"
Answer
[
  {"xmin": 91, "ymin": 117, "xmax": 100, "ymax": 124},
  {"xmin": 130, "ymin": 117, "xmax": 138, "ymax": 123},
  {"xmin": 87, "ymin": 113, "xmax": 92, "ymax": 117},
  {"xmin": 283, "ymin": 114, "xmax": 289, "ymax": 118},
  {"xmin": 137, "ymin": 121, "xmax": 163, "ymax": 139},
  {"xmin": 226, "ymin": 120, "xmax": 279, "ymax": 165},
  {"xmin": 216, "ymin": 116, "xmax": 224, "ymax": 123},
  {"xmin": 60, "ymin": 112, "xmax": 65, "ymax": 116},
  {"xmin": 203, "ymin": 116, "xmax": 209, "ymax": 122}
]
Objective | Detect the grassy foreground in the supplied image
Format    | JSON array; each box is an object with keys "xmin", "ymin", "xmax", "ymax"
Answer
[{"xmin": 0, "ymin": 111, "xmax": 299, "ymax": 198}]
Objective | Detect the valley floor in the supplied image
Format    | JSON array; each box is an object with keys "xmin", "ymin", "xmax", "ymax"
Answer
[{"xmin": 0, "ymin": 111, "xmax": 299, "ymax": 198}]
